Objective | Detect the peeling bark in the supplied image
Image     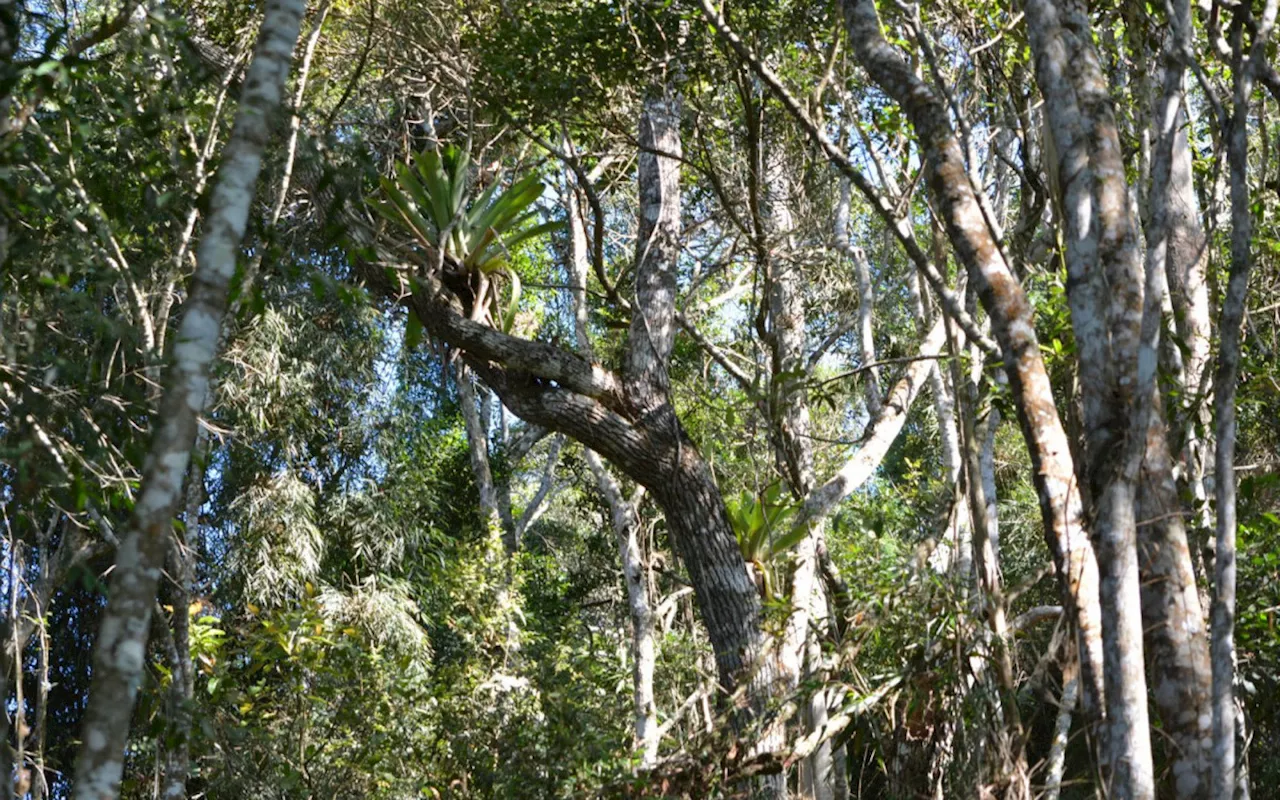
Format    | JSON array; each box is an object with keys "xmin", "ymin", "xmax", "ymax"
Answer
[{"xmin": 70, "ymin": 3, "xmax": 306, "ymax": 797}]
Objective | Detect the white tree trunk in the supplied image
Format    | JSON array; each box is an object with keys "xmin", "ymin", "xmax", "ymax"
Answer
[{"xmin": 71, "ymin": 2, "xmax": 306, "ymax": 797}]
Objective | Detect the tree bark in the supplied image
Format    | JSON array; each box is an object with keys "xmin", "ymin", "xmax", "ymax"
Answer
[
  {"xmin": 833, "ymin": 178, "xmax": 882, "ymax": 415},
  {"xmin": 1024, "ymin": 1, "xmax": 1169, "ymax": 794},
  {"xmin": 838, "ymin": 0, "xmax": 1107, "ymax": 739},
  {"xmin": 158, "ymin": 440, "xmax": 205, "ymax": 800},
  {"xmin": 71, "ymin": 3, "xmax": 306, "ymax": 797},
  {"xmin": 1213, "ymin": 6, "xmax": 1277, "ymax": 796},
  {"xmin": 1134, "ymin": 7, "xmax": 1215, "ymax": 794},
  {"xmin": 588, "ymin": 452, "xmax": 659, "ymax": 765},
  {"xmin": 759, "ymin": 130, "xmax": 835, "ymax": 800}
]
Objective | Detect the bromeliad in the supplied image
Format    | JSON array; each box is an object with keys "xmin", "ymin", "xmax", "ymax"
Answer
[{"xmin": 371, "ymin": 146, "xmax": 560, "ymax": 334}]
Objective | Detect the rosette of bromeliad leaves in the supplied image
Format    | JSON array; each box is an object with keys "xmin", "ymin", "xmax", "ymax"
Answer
[
  {"xmin": 371, "ymin": 146, "xmax": 559, "ymax": 334},
  {"xmin": 727, "ymin": 482, "xmax": 807, "ymax": 603}
]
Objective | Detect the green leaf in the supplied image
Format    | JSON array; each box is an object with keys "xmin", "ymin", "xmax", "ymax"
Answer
[
  {"xmin": 768, "ymin": 522, "xmax": 810, "ymax": 558},
  {"xmin": 414, "ymin": 150, "xmax": 455, "ymax": 234},
  {"xmin": 501, "ymin": 270, "xmax": 522, "ymax": 334},
  {"xmin": 405, "ymin": 312, "xmax": 424, "ymax": 350}
]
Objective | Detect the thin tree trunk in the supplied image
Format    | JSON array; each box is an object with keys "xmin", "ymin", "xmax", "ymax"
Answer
[
  {"xmin": 567, "ymin": 166, "xmax": 659, "ymax": 764},
  {"xmin": 1213, "ymin": 6, "xmax": 1278, "ymax": 795},
  {"xmin": 588, "ymin": 452, "xmax": 659, "ymax": 765},
  {"xmin": 912, "ymin": 227, "xmax": 969, "ymax": 581},
  {"xmin": 0, "ymin": 0, "xmax": 20, "ymax": 269},
  {"xmin": 158, "ymin": 436, "xmax": 205, "ymax": 800},
  {"xmin": 70, "ymin": 3, "xmax": 306, "ymax": 797},
  {"xmin": 834, "ymin": 177, "xmax": 881, "ymax": 414},
  {"xmin": 1044, "ymin": 642, "xmax": 1079, "ymax": 800},
  {"xmin": 456, "ymin": 362, "xmax": 505, "ymax": 551},
  {"xmin": 762, "ymin": 130, "xmax": 833, "ymax": 800}
]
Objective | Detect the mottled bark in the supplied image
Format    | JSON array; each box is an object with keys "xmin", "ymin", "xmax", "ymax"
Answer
[
  {"xmin": 456, "ymin": 362, "xmax": 506, "ymax": 550},
  {"xmin": 838, "ymin": 0, "xmax": 1106, "ymax": 739},
  {"xmin": 802, "ymin": 318, "xmax": 945, "ymax": 524},
  {"xmin": 70, "ymin": 3, "xmax": 306, "ymax": 797},
  {"xmin": 588, "ymin": 451, "xmax": 658, "ymax": 765},
  {"xmin": 1136, "ymin": 7, "xmax": 1214, "ymax": 794},
  {"xmin": 0, "ymin": 0, "xmax": 19, "ymax": 268},
  {"xmin": 1213, "ymin": 5, "xmax": 1278, "ymax": 796},
  {"xmin": 625, "ymin": 92, "xmax": 682, "ymax": 412},
  {"xmin": 158, "ymin": 441, "xmax": 205, "ymax": 800},
  {"xmin": 1044, "ymin": 643, "xmax": 1079, "ymax": 800},
  {"xmin": 762, "ymin": 137, "xmax": 833, "ymax": 800},
  {"xmin": 912, "ymin": 230, "xmax": 968, "ymax": 581},
  {"xmin": 1025, "ymin": 1, "xmax": 1162, "ymax": 794}
]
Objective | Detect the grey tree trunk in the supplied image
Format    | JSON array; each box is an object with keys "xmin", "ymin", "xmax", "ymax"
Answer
[
  {"xmin": 158, "ymin": 439, "xmax": 205, "ymax": 800},
  {"xmin": 70, "ymin": 3, "xmax": 306, "ymax": 797},
  {"xmin": 1213, "ymin": 6, "xmax": 1278, "ymax": 795},
  {"xmin": 588, "ymin": 452, "xmax": 659, "ymax": 765},
  {"xmin": 833, "ymin": 177, "xmax": 881, "ymax": 415},
  {"xmin": 1132, "ymin": 7, "xmax": 1216, "ymax": 795},
  {"xmin": 761, "ymin": 132, "xmax": 834, "ymax": 800},
  {"xmin": 1024, "ymin": 1, "xmax": 1165, "ymax": 794}
]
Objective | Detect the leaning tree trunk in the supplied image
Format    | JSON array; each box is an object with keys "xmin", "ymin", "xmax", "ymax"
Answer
[
  {"xmin": 70, "ymin": 2, "xmax": 306, "ymax": 797},
  {"xmin": 837, "ymin": 0, "xmax": 1107, "ymax": 748}
]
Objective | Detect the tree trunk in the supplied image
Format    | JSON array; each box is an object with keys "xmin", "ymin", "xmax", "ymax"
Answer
[
  {"xmin": 1213, "ymin": 8, "xmax": 1277, "ymax": 795},
  {"xmin": 567, "ymin": 164, "xmax": 659, "ymax": 765},
  {"xmin": 838, "ymin": 0, "xmax": 1107, "ymax": 742},
  {"xmin": 588, "ymin": 452, "xmax": 659, "ymax": 765},
  {"xmin": 71, "ymin": 3, "xmax": 306, "ymax": 797},
  {"xmin": 1024, "ymin": 1, "xmax": 1170, "ymax": 794},
  {"xmin": 158, "ymin": 440, "xmax": 205, "ymax": 800},
  {"xmin": 1134, "ymin": 5, "xmax": 1215, "ymax": 796},
  {"xmin": 761, "ymin": 129, "xmax": 834, "ymax": 800}
]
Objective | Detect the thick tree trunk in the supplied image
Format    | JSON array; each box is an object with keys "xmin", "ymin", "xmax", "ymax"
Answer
[
  {"xmin": 838, "ymin": 0, "xmax": 1107, "ymax": 742},
  {"xmin": 70, "ymin": 3, "xmax": 306, "ymax": 797},
  {"xmin": 1024, "ymin": 1, "xmax": 1171, "ymax": 794},
  {"xmin": 1133, "ymin": 5, "xmax": 1215, "ymax": 796}
]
